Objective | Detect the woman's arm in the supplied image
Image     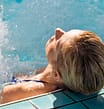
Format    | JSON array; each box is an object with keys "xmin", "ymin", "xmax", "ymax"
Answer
[{"xmin": 1, "ymin": 81, "xmax": 56, "ymax": 104}]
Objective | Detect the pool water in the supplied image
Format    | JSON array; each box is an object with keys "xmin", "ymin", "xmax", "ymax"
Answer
[{"xmin": 0, "ymin": 0, "xmax": 104, "ymax": 83}]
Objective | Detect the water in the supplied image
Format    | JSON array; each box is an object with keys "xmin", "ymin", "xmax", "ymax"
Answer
[{"xmin": 0, "ymin": 0, "xmax": 104, "ymax": 83}]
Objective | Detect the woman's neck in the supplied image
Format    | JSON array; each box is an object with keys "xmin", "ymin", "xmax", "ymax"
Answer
[
  {"xmin": 34, "ymin": 64, "xmax": 54, "ymax": 82},
  {"xmin": 34, "ymin": 64, "xmax": 65, "ymax": 88}
]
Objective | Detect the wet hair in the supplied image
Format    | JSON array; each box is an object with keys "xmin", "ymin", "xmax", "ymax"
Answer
[{"xmin": 57, "ymin": 31, "xmax": 104, "ymax": 94}]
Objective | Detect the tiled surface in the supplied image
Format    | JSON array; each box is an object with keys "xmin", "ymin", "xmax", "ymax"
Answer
[
  {"xmin": 63, "ymin": 88, "xmax": 104, "ymax": 102},
  {"xmin": 83, "ymin": 94, "xmax": 104, "ymax": 109},
  {"xmin": 31, "ymin": 91, "xmax": 74, "ymax": 109},
  {"xmin": 0, "ymin": 100, "xmax": 35, "ymax": 109},
  {"xmin": 0, "ymin": 88, "xmax": 104, "ymax": 109},
  {"xmin": 57, "ymin": 103, "xmax": 87, "ymax": 109}
]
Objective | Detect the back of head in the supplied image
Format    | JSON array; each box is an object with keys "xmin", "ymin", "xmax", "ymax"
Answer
[{"xmin": 57, "ymin": 31, "xmax": 104, "ymax": 94}]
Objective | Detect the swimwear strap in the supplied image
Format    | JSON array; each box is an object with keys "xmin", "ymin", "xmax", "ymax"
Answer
[{"xmin": 11, "ymin": 76, "xmax": 46, "ymax": 83}]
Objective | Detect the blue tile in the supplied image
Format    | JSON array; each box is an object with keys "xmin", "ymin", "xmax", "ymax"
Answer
[
  {"xmin": 83, "ymin": 94, "xmax": 104, "ymax": 109},
  {"xmin": 64, "ymin": 88, "xmax": 104, "ymax": 101},
  {"xmin": 57, "ymin": 103, "xmax": 87, "ymax": 109},
  {"xmin": 0, "ymin": 101, "xmax": 35, "ymax": 109},
  {"xmin": 31, "ymin": 92, "xmax": 74, "ymax": 109}
]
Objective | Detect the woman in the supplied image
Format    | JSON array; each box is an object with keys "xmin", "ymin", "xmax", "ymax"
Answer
[{"xmin": 1, "ymin": 28, "xmax": 104, "ymax": 103}]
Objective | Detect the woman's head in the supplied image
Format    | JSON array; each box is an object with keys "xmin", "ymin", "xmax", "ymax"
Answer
[{"xmin": 46, "ymin": 28, "xmax": 104, "ymax": 94}]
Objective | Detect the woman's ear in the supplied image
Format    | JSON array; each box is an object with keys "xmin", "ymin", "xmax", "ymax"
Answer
[
  {"xmin": 53, "ymin": 70, "xmax": 61, "ymax": 82},
  {"xmin": 55, "ymin": 28, "xmax": 65, "ymax": 40}
]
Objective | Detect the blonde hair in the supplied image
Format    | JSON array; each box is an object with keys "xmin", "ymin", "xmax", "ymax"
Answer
[{"xmin": 57, "ymin": 31, "xmax": 104, "ymax": 94}]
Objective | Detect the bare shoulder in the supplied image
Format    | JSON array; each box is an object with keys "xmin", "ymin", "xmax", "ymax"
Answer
[
  {"xmin": 2, "ymin": 81, "xmax": 57, "ymax": 103},
  {"xmin": 22, "ymin": 81, "xmax": 57, "ymax": 92}
]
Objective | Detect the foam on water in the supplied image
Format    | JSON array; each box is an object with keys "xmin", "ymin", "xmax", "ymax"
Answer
[
  {"xmin": 0, "ymin": 5, "xmax": 10, "ymax": 84},
  {"xmin": 0, "ymin": 4, "xmax": 41, "ymax": 84}
]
